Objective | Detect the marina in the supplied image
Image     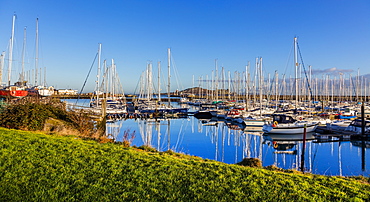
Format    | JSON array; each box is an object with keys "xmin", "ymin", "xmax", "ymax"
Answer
[
  {"xmin": 68, "ymin": 98, "xmax": 370, "ymax": 177},
  {"xmin": 1, "ymin": 2, "xmax": 370, "ymax": 200},
  {"xmin": 2, "ymin": 10, "xmax": 370, "ymax": 178}
]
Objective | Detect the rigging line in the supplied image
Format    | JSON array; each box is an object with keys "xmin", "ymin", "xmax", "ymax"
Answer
[
  {"xmin": 265, "ymin": 71, "xmax": 278, "ymax": 107},
  {"xmin": 133, "ymin": 70, "xmax": 144, "ymax": 97},
  {"xmin": 350, "ymin": 76, "xmax": 357, "ymax": 98},
  {"xmin": 279, "ymin": 74, "xmax": 286, "ymax": 98},
  {"xmin": 99, "ymin": 66, "xmax": 109, "ymax": 94},
  {"xmin": 76, "ymin": 52, "xmax": 98, "ymax": 105},
  {"xmin": 311, "ymin": 145, "xmax": 319, "ymax": 173},
  {"xmin": 296, "ymin": 42, "xmax": 314, "ymax": 100},
  {"xmin": 169, "ymin": 53, "xmax": 185, "ymax": 92},
  {"xmin": 116, "ymin": 75, "xmax": 126, "ymax": 101},
  {"xmin": 174, "ymin": 119, "xmax": 185, "ymax": 150},
  {"xmin": 283, "ymin": 44, "xmax": 294, "ymax": 76}
]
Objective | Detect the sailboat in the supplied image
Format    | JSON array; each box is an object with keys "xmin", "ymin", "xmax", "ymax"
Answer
[
  {"xmin": 89, "ymin": 44, "xmax": 127, "ymax": 115},
  {"xmin": 0, "ymin": 14, "xmax": 28, "ymax": 98},
  {"xmin": 263, "ymin": 114, "xmax": 318, "ymax": 134},
  {"xmin": 137, "ymin": 48, "xmax": 189, "ymax": 115},
  {"xmin": 263, "ymin": 38, "xmax": 318, "ymax": 134},
  {"xmin": 26, "ymin": 18, "xmax": 54, "ymax": 97}
]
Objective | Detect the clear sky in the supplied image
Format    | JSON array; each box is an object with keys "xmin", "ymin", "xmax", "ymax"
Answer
[{"xmin": 1, "ymin": 0, "xmax": 370, "ymax": 94}]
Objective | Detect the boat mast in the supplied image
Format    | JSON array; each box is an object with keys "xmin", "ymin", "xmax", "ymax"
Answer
[
  {"xmin": 308, "ymin": 65, "xmax": 312, "ymax": 104},
  {"xmin": 44, "ymin": 67, "xmax": 46, "ymax": 86},
  {"xmin": 96, "ymin": 43, "xmax": 102, "ymax": 107},
  {"xmin": 20, "ymin": 27, "xmax": 27, "ymax": 84},
  {"xmin": 259, "ymin": 57, "xmax": 263, "ymax": 116},
  {"xmin": 211, "ymin": 70, "xmax": 214, "ymax": 100},
  {"xmin": 294, "ymin": 37, "xmax": 299, "ymax": 108},
  {"xmin": 111, "ymin": 59, "xmax": 116, "ymax": 99},
  {"xmin": 35, "ymin": 18, "xmax": 39, "ymax": 86},
  {"xmin": 357, "ymin": 68, "xmax": 360, "ymax": 102},
  {"xmin": 245, "ymin": 62, "xmax": 250, "ymax": 111},
  {"xmin": 253, "ymin": 58, "xmax": 258, "ymax": 109},
  {"xmin": 103, "ymin": 60, "xmax": 108, "ymax": 100},
  {"xmin": 147, "ymin": 62, "xmax": 153, "ymax": 101},
  {"xmin": 157, "ymin": 61, "xmax": 161, "ymax": 102},
  {"xmin": 206, "ymin": 74, "xmax": 209, "ymax": 100},
  {"xmin": 0, "ymin": 52, "xmax": 5, "ymax": 85},
  {"xmin": 221, "ymin": 66, "xmax": 225, "ymax": 100},
  {"xmin": 192, "ymin": 75, "xmax": 194, "ymax": 97},
  {"xmin": 8, "ymin": 14, "xmax": 16, "ymax": 86},
  {"xmin": 215, "ymin": 59, "xmax": 218, "ymax": 101},
  {"xmin": 275, "ymin": 70, "xmax": 278, "ymax": 111},
  {"xmin": 167, "ymin": 48, "xmax": 171, "ymax": 107},
  {"xmin": 228, "ymin": 71, "xmax": 231, "ymax": 100}
]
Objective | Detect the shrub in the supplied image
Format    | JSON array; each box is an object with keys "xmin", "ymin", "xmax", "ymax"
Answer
[
  {"xmin": 122, "ymin": 129, "xmax": 136, "ymax": 147},
  {"xmin": 0, "ymin": 102, "xmax": 61, "ymax": 131},
  {"xmin": 0, "ymin": 98, "xmax": 98, "ymax": 137},
  {"xmin": 265, "ymin": 165, "xmax": 285, "ymax": 172},
  {"xmin": 236, "ymin": 158, "xmax": 262, "ymax": 168},
  {"xmin": 137, "ymin": 145, "xmax": 158, "ymax": 152}
]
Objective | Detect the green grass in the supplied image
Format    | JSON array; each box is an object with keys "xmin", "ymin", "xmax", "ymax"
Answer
[{"xmin": 0, "ymin": 127, "xmax": 369, "ymax": 201}]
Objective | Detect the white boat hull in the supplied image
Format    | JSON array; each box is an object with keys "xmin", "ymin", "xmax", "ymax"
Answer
[
  {"xmin": 243, "ymin": 119, "xmax": 265, "ymax": 127},
  {"xmin": 263, "ymin": 122, "xmax": 318, "ymax": 134}
]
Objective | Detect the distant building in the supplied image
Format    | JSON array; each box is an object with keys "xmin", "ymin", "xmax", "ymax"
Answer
[{"xmin": 57, "ymin": 89, "xmax": 78, "ymax": 95}]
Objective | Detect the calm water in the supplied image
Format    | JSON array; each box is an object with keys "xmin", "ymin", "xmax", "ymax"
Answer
[{"xmin": 67, "ymin": 99, "xmax": 370, "ymax": 177}]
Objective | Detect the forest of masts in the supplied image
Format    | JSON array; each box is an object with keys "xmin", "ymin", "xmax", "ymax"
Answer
[
  {"xmin": 122, "ymin": 44, "xmax": 369, "ymax": 104},
  {"xmin": 189, "ymin": 57, "xmax": 369, "ymax": 103}
]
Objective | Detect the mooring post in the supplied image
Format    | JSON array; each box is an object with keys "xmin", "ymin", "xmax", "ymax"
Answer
[
  {"xmin": 361, "ymin": 102, "xmax": 366, "ymax": 171},
  {"xmin": 301, "ymin": 124, "xmax": 307, "ymax": 173},
  {"xmin": 361, "ymin": 102, "xmax": 365, "ymax": 138}
]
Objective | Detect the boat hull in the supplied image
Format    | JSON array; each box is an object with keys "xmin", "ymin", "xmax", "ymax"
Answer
[
  {"xmin": 0, "ymin": 89, "xmax": 28, "ymax": 98},
  {"xmin": 194, "ymin": 111, "xmax": 217, "ymax": 119},
  {"xmin": 140, "ymin": 107, "xmax": 188, "ymax": 114},
  {"xmin": 243, "ymin": 119, "xmax": 265, "ymax": 127},
  {"xmin": 263, "ymin": 123, "xmax": 318, "ymax": 134}
]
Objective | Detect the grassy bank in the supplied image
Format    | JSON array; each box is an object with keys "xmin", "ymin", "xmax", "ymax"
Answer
[{"xmin": 0, "ymin": 128, "xmax": 369, "ymax": 201}]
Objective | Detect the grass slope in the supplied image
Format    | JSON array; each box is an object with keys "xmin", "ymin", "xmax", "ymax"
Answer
[{"xmin": 0, "ymin": 128, "xmax": 369, "ymax": 201}]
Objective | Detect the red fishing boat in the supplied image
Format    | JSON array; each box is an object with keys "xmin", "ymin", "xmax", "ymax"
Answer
[{"xmin": 0, "ymin": 85, "xmax": 28, "ymax": 98}]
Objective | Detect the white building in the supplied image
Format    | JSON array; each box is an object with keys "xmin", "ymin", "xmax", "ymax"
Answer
[{"xmin": 57, "ymin": 89, "xmax": 78, "ymax": 95}]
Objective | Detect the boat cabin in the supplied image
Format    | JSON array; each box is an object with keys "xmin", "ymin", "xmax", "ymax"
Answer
[
  {"xmin": 344, "ymin": 119, "xmax": 370, "ymax": 134},
  {"xmin": 271, "ymin": 114, "xmax": 296, "ymax": 124}
]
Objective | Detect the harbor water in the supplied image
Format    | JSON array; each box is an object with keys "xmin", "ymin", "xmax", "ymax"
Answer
[{"xmin": 67, "ymin": 99, "xmax": 370, "ymax": 177}]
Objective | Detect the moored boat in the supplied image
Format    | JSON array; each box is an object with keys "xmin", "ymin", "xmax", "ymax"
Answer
[
  {"xmin": 343, "ymin": 119, "xmax": 370, "ymax": 134},
  {"xmin": 0, "ymin": 85, "xmax": 28, "ymax": 98},
  {"xmin": 325, "ymin": 119, "xmax": 351, "ymax": 131},
  {"xmin": 27, "ymin": 86, "xmax": 54, "ymax": 97},
  {"xmin": 263, "ymin": 114, "xmax": 318, "ymax": 134}
]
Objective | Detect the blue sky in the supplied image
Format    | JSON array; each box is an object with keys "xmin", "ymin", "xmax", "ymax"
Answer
[{"xmin": 1, "ymin": 0, "xmax": 370, "ymax": 94}]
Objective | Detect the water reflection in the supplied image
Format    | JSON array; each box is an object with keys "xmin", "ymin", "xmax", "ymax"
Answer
[
  {"xmin": 263, "ymin": 133, "xmax": 315, "ymax": 172},
  {"xmin": 107, "ymin": 116, "xmax": 369, "ymax": 176}
]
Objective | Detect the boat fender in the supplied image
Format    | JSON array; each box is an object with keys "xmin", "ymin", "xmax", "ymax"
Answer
[
  {"xmin": 272, "ymin": 121, "xmax": 278, "ymax": 127},
  {"xmin": 273, "ymin": 141, "xmax": 278, "ymax": 149}
]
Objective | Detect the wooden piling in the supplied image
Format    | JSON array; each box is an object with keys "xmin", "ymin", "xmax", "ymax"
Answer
[{"xmin": 301, "ymin": 124, "xmax": 307, "ymax": 173}]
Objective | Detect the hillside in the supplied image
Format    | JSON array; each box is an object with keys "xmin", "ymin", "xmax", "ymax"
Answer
[{"xmin": 0, "ymin": 128, "xmax": 369, "ymax": 201}]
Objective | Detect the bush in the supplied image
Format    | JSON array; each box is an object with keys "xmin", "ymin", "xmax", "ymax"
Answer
[
  {"xmin": 122, "ymin": 129, "xmax": 136, "ymax": 147},
  {"xmin": 0, "ymin": 98, "xmax": 98, "ymax": 137},
  {"xmin": 0, "ymin": 102, "xmax": 63, "ymax": 131},
  {"xmin": 236, "ymin": 158, "xmax": 262, "ymax": 168},
  {"xmin": 137, "ymin": 145, "xmax": 158, "ymax": 152}
]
